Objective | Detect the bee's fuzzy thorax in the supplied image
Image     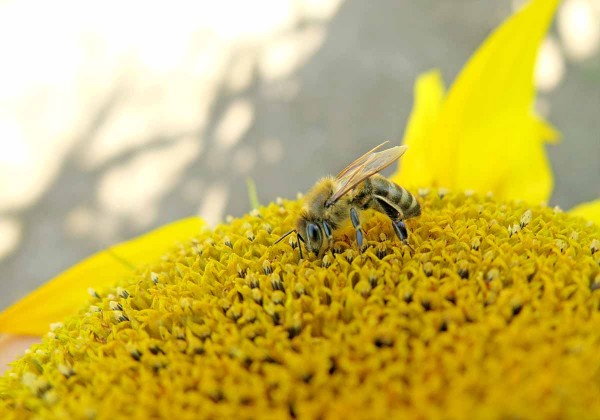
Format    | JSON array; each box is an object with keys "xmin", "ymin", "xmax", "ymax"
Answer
[{"xmin": 302, "ymin": 176, "xmax": 337, "ymax": 213}]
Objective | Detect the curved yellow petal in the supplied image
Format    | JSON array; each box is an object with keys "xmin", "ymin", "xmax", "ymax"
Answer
[
  {"xmin": 396, "ymin": 0, "xmax": 561, "ymax": 204},
  {"xmin": 497, "ymin": 115, "xmax": 560, "ymax": 203},
  {"xmin": 0, "ymin": 217, "xmax": 204, "ymax": 335},
  {"xmin": 569, "ymin": 200, "xmax": 600, "ymax": 225},
  {"xmin": 392, "ymin": 70, "xmax": 445, "ymax": 187}
]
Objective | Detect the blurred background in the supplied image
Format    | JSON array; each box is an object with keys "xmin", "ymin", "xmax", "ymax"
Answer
[{"xmin": 0, "ymin": 0, "xmax": 599, "ymax": 309}]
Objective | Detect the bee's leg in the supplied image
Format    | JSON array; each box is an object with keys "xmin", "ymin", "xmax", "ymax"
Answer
[
  {"xmin": 392, "ymin": 220, "xmax": 415, "ymax": 252},
  {"xmin": 371, "ymin": 195, "xmax": 412, "ymax": 246},
  {"xmin": 350, "ymin": 208, "xmax": 366, "ymax": 252},
  {"xmin": 392, "ymin": 220, "xmax": 409, "ymax": 243},
  {"xmin": 297, "ymin": 233, "xmax": 305, "ymax": 260}
]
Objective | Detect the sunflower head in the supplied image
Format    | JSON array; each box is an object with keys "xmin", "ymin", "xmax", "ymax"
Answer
[{"xmin": 2, "ymin": 191, "xmax": 600, "ymax": 418}]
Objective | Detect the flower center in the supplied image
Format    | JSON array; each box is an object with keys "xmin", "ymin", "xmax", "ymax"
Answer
[{"xmin": 3, "ymin": 190, "xmax": 600, "ymax": 418}]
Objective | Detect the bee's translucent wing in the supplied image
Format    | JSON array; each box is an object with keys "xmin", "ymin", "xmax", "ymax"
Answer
[
  {"xmin": 335, "ymin": 141, "xmax": 390, "ymax": 179},
  {"xmin": 327, "ymin": 145, "xmax": 408, "ymax": 206}
]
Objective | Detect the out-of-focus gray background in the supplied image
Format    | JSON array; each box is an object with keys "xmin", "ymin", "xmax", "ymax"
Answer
[{"xmin": 0, "ymin": 0, "xmax": 599, "ymax": 310}]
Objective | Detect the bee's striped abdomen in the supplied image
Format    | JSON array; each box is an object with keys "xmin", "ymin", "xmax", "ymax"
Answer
[{"xmin": 369, "ymin": 175, "xmax": 421, "ymax": 220}]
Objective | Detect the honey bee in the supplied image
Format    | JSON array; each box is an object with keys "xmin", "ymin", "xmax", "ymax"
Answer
[{"xmin": 275, "ymin": 142, "xmax": 421, "ymax": 257}]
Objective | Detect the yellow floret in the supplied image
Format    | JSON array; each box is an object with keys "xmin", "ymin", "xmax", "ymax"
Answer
[{"xmin": 2, "ymin": 190, "xmax": 600, "ymax": 419}]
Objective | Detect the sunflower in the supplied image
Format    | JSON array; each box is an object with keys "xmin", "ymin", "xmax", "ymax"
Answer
[{"xmin": 1, "ymin": 0, "xmax": 599, "ymax": 418}]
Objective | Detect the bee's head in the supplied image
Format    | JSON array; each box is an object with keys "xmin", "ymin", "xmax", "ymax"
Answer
[{"xmin": 297, "ymin": 217, "xmax": 323, "ymax": 256}]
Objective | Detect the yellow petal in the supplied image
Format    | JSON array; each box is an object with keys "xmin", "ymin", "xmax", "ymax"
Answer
[
  {"xmin": 396, "ymin": 0, "xmax": 560, "ymax": 204},
  {"xmin": 496, "ymin": 115, "xmax": 560, "ymax": 203},
  {"xmin": 392, "ymin": 70, "xmax": 445, "ymax": 187},
  {"xmin": 569, "ymin": 200, "xmax": 600, "ymax": 225},
  {"xmin": 0, "ymin": 217, "xmax": 204, "ymax": 335}
]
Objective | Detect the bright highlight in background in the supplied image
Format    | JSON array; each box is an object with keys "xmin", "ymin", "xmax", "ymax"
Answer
[{"xmin": 0, "ymin": 0, "xmax": 344, "ymax": 266}]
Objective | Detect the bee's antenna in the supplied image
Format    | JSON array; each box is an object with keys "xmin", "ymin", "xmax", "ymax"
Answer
[
  {"xmin": 273, "ymin": 229, "xmax": 305, "ymax": 260},
  {"xmin": 274, "ymin": 229, "xmax": 297, "ymax": 245}
]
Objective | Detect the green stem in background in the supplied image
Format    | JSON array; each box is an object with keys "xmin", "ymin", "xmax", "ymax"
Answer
[{"xmin": 246, "ymin": 177, "xmax": 261, "ymax": 210}]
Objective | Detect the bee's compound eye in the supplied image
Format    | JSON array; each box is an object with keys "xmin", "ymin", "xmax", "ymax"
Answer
[{"xmin": 307, "ymin": 223, "xmax": 322, "ymax": 246}]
